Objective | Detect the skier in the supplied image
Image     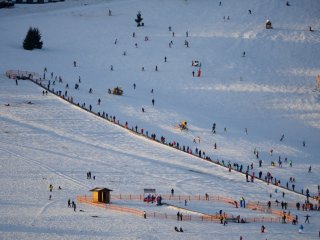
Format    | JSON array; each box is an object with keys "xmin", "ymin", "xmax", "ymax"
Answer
[
  {"xmin": 98, "ymin": 98, "xmax": 101, "ymax": 105},
  {"xmin": 73, "ymin": 61, "xmax": 77, "ymax": 67},
  {"xmin": 68, "ymin": 199, "xmax": 71, "ymax": 207},
  {"xmin": 171, "ymin": 188, "xmax": 174, "ymax": 196},
  {"xmin": 164, "ymin": 56, "xmax": 167, "ymax": 62},
  {"xmin": 261, "ymin": 225, "xmax": 266, "ymax": 233},
  {"xmin": 308, "ymin": 165, "xmax": 311, "ymax": 173},
  {"xmin": 192, "ymin": 71, "xmax": 195, "ymax": 77},
  {"xmin": 108, "ymin": 9, "xmax": 111, "ymax": 16},
  {"xmin": 155, "ymin": 65, "xmax": 158, "ymax": 71},
  {"xmin": 152, "ymin": 99, "xmax": 155, "ymax": 106},
  {"xmin": 304, "ymin": 214, "xmax": 310, "ymax": 223},
  {"xmin": 133, "ymin": 83, "xmax": 136, "ymax": 89}
]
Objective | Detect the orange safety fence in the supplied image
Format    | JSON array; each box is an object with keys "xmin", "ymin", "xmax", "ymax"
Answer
[
  {"xmin": 111, "ymin": 194, "xmax": 237, "ymax": 204},
  {"xmin": 77, "ymin": 195, "xmax": 285, "ymax": 224},
  {"xmin": 77, "ymin": 196, "xmax": 144, "ymax": 217}
]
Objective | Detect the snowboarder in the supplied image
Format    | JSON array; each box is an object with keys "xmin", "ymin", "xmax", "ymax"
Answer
[{"xmin": 299, "ymin": 224, "xmax": 304, "ymax": 233}]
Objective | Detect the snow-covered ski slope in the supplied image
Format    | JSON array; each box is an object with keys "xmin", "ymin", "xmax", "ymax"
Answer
[{"xmin": 0, "ymin": 0, "xmax": 319, "ymax": 239}]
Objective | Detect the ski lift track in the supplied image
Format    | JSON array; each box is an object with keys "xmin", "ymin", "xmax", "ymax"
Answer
[{"xmin": 29, "ymin": 79, "xmax": 310, "ymax": 199}]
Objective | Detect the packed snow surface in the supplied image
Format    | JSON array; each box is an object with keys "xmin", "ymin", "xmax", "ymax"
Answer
[{"xmin": 0, "ymin": 0, "xmax": 319, "ymax": 239}]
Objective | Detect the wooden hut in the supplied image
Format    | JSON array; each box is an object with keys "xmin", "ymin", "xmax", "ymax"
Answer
[
  {"xmin": 90, "ymin": 187, "xmax": 112, "ymax": 204},
  {"xmin": 266, "ymin": 20, "xmax": 272, "ymax": 29}
]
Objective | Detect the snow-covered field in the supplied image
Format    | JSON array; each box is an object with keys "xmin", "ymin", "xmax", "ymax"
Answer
[{"xmin": 0, "ymin": 0, "xmax": 319, "ymax": 239}]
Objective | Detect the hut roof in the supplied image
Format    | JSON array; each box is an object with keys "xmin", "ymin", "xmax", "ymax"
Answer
[{"xmin": 90, "ymin": 187, "xmax": 113, "ymax": 192}]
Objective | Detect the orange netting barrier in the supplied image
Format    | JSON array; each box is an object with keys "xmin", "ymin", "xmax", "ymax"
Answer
[
  {"xmin": 77, "ymin": 196, "xmax": 144, "ymax": 217},
  {"xmin": 77, "ymin": 195, "xmax": 284, "ymax": 224}
]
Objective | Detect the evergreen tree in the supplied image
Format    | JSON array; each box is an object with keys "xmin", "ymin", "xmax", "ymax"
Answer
[
  {"xmin": 135, "ymin": 11, "xmax": 143, "ymax": 27},
  {"xmin": 23, "ymin": 27, "xmax": 43, "ymax": 50}
]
